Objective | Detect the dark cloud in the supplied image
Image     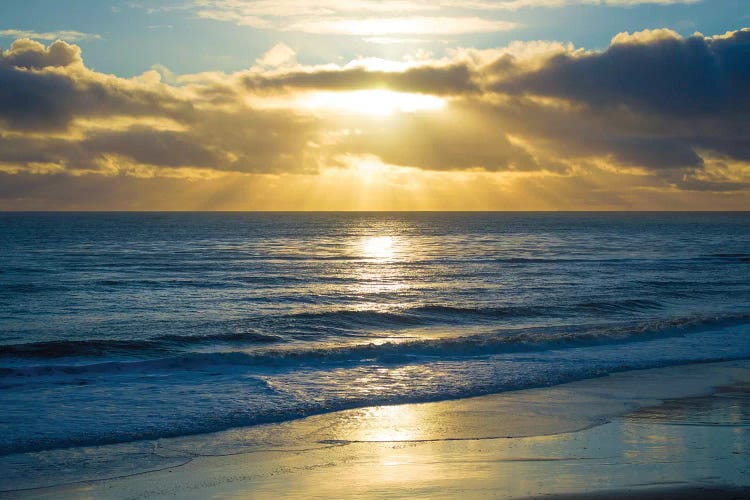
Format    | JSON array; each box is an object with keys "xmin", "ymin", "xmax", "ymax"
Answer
[
  {"xmin": 0, "ymin": 134, "xmax": 75, "ymax": 164},
  {"xmin": 0, "ymin": 65, "xmax": 80, "ymax": 130},
  {"xmin": 694, "ymin": 136, "xmax": 750, "ymax": 162},
  {"xmin": 439, "ymin": 96, "xmax": 702, "ymax": 171},
  {"xmin": 243, "ymin": 63, "xmax": 479, "ymax": 95},
  {"xmin": 461, "ymin": 30, "xmax": 750, "ymax": 172},
  {"xmin": 0, "ymin": 39, "xmax": 193, "ymax": 131},
  {"xmin": 0, "ymin": 111, "xmax": 319, "ymax": 174},
  {"xmin": 82, "ymin": 128, "xmax": 226, "ymax": 168},
  {"xmin": 0, "ymin": 65, "xmax": 193, "ymax": 131},
  {"xmin": 0, "ymin": 38, "xmax": 321, "ymax": 174},
  {"xmin": 492, "ymin": 29, "xmax": 750, "ymax": 118}
]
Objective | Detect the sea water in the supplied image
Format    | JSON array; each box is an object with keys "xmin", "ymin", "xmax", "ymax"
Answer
[{"xmin": 1, "ymin": 212, "xmax": 749, "ymax": 461}]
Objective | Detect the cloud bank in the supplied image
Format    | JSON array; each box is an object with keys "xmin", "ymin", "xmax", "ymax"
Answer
[{"xmin": 0, "ymin": 27, "xmax": 749, "ymax": 209}]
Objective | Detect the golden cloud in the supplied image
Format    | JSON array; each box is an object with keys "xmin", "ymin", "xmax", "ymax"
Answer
[{"xmin": 0, "ymin": 29, "xmax": 749, "ymax": 209}]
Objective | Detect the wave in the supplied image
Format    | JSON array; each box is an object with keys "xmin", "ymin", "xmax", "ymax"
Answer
[
  {"xmin": 0, "ymin": 283, "xmax": 71, "ymax": 294},
  {"xmin": 94, "ymin": 278, "xmax": 237, "ymax": 289},
  {"xmin": 283, "ymin": 305, "xmax": 533, "ymax": 327},
  {"xmin": 0, "ymin": 331, "xmax": 282, "ymax": 359},
  {"xmin": 279, "ymin": 299, "xmax": 672, "ymax": 327},
  {"xmin": 576, "ymin": 299, "xmax": 665, "ymax": 313},
  {"xmin": 3, "ymin": 313, "xmax": 748, "ymax": 379},
  {"xmin": 706, "ymin": 253, "xmax": 750, "ymax": 262},
  {"xmin": 0, "ymin": 299, "xmax": 736, "ymax": 360},
  {"xmin": 0, "ymin": 306, "xmax": 524, "ymax": 360}
]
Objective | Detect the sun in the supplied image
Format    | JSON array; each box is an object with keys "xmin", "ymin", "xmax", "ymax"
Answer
[{"xmin": 301, "ymin": 89, "xmax": 445, "ymax": 116}]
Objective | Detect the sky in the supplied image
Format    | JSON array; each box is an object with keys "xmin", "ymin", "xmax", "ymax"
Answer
[{"xmin": 0, "ymin": 0, "xmax": 748, "ymax": 210}]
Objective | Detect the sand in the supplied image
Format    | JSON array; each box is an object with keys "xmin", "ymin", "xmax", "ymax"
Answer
[{"xmin": 3, "ymin": 360, "xmax": 750, "ymax": 499}]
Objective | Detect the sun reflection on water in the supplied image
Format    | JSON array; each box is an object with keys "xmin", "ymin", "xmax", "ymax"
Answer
[
  {"xmin": 349, "ymin": 232, "xmax": 413, "ymax": 324},
  {"xmin": 361, "ymin": 235, "xmax": 396, "ymax": 261}
]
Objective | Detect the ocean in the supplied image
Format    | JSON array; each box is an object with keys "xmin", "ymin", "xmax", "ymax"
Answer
[{"xmin": 1, "ymin": 212, "xmax": 749, "ymax": 460}]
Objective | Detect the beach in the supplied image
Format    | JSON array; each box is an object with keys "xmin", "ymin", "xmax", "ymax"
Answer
[
  {"xmin": 4, "ymin": 360, "xmax": 749, "ymax": 499},
  {"xmin": 1, "ymin": 0, "xmax": 749, "ymax": 492},
  {"xmin": 2, "ymin": 212, "xmax": 749, "ymax": 498}
]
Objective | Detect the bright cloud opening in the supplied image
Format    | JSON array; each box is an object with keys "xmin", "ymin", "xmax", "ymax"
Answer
[{"xmin": 301, "ymin": 90, "xmax": 445, "ymax": 116}]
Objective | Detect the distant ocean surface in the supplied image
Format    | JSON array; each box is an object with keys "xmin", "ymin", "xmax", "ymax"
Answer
[{"xmin": 1, "ymin": 212, "xmax": 749, "ymax": 456}]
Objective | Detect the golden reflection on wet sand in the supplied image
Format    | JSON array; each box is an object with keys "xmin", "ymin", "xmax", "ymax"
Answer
[
  {"xmin": 349, "ymin": 405, "xmax": 422, "ymax": 442},
  {"xmin": 34, "ymin": 362, "xmax": 750, "ymax": 499}
]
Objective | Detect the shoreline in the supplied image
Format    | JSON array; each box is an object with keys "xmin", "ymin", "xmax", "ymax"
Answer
[{"xmin": 4, "ymin": 359, "xmax": 750, "ymax": 498}]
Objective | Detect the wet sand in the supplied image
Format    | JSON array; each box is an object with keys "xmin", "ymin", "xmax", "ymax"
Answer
[{"xmin": 4, "ymin": 360, "xmax": 750, "ymax": 499}]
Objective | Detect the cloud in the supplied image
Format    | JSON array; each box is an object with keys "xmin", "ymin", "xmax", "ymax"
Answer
[
  {"xmin": 243, "ymin": 63, "xmax": 478, "ymax": 95},
  {"xmin": 255, "ymin": 43, "xmax": 297, "ymax": 68},
  {"xmin": 1, "ymin": 38, "xmax": 82, "ymax": 68},
  {"xmin": 192, "ymin": 0, "xmax": 520, "ymax": 35},
  {"xmin": 0, "ymin": 39, "xmax": 194, "ymax": 131},
  {"xmin": 466, "ymin": 0, "xmax": 700, "ymax": 8},
  {"xmin": 483, "ymin": 28, "xmax": 750, "ymax": 172},
  {"xmin": 0, "ymin": 38, "xmax": 318, "ymax": 173},
  {"xmin": 0, "ymin": 29, "xmax": 101, "ymax": 42},
  {"xmin": 189, "ymin": 0, "xmax": 700, "ymax": 36},
  {"xmin": 334, "ymin": 107, "xmax": 543, "ymax": 172},
  {"xmin": 492, "ymin": 28, "xmax": 750, "ymax": 118},
  {"xmin": 284, "ymin": 17, "xmax": 518, "ymax": 35},
  {"xmin": 0, "ymin": 30, "xmax": 749, "ymax": 210}
]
